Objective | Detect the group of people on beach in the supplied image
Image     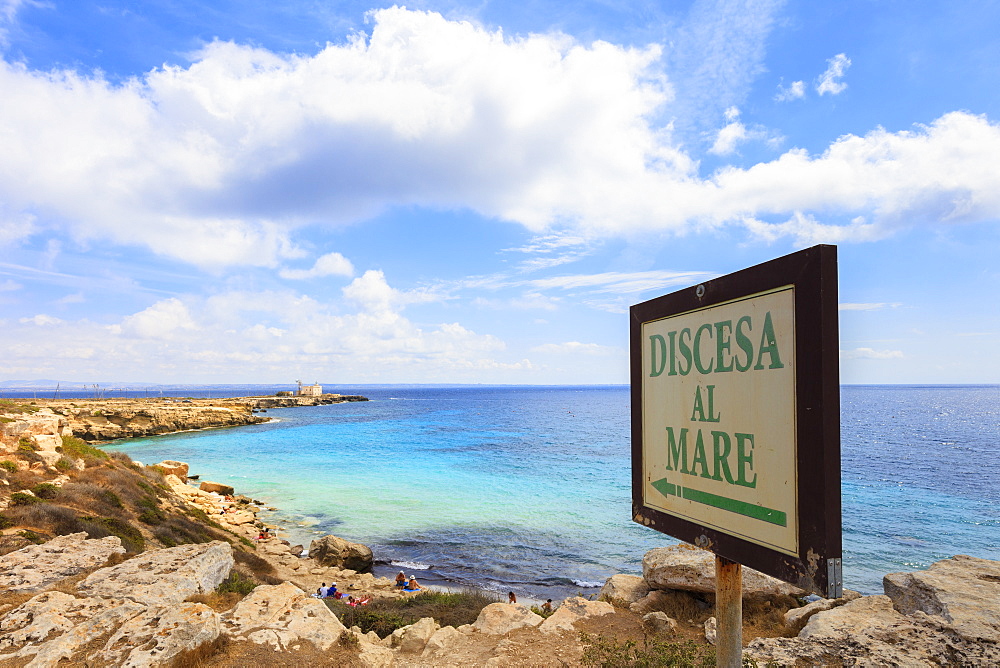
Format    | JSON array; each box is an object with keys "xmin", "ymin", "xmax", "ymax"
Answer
[
  {"xmin": 315, "ymin": 582, "xmax": 370, "ymax": 606},
  {"xmin": 394, "ymin": 571, "xmax": 422, "ymax": 591}
]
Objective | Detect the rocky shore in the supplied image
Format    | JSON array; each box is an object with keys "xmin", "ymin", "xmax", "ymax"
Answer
[
  {"xmin": 11, "ymin": 393, "xmax": 368, "ymax": 442},
  {"xmin": 2, "ymin": 398, "xmax": 999, "ymax": 666}
]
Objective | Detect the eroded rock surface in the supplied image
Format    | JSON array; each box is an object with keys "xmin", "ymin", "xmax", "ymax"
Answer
[
  {"xmin": 472, "ymin": 603, "xmax": 544, "ymax": 635},
  {"xmin": 0, "ymin": 532, "xmax": 125, "ymax": 592},
  {"xmin": 599, "ymin": 573, "xmax": 650, "ymax": 606},
  {"xmin": 643, "ymin": 545, "xmax": 804, "ymax": 597},
  {"xmin": 223, "ymin": 581, "xmax": 346, "ymax": 651},
  {"xmin": 78, "ymin": 541, "xmax": 234, "ymax": 606},
  {"xmin": 539, "ymin": 597, "xmax": 614, "ymax": 634}
]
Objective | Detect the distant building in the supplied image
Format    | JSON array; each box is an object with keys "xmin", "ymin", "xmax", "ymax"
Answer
[{"xmin": 298, "ymin": 383, "xmax": 322, "ymax": 397}]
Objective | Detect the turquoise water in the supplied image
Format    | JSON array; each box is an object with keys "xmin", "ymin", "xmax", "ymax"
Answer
[{"xmin": 104, "ymin": 385, "xmax": 999, "ymax": 599}]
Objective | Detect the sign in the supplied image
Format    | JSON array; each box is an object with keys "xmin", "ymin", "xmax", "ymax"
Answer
[{"xmin": 631, "ymin": 245, "xmax": 842, "ymax": 597}]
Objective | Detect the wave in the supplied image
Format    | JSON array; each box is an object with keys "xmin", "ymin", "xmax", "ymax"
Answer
[
  {"xmin": 572, "ymin": 579, "xmax": 604, "ymax": 588},
  {"xmin": 390, "ymin": 560, "xmax": 431, "ymax": 570}
]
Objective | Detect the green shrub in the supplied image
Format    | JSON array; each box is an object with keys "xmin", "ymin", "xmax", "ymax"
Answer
[
  {"xmin": 326, "ymin": 589, "xmax": 498, "ymax": 638},
  {"xmin": 579, "ymin": 633, "xmax": 716, "ymax": 667},
  {"xmin": 60, "ymin": 435, "xmax": 108, "ymax": 464},
  {"xmin": 54, "ymin": 457, "xmax": 74, "ymax": 472},
  {"xmin": 530, "ymin": 604, "xmax": 556, "ymax": 618},
  {"xmin": 18, "ymin": 529, "xmax": 44, "ymax": 544},
  {"xmin": 0, "ymin": 400, "xmax": 40, "ymax": 414},
  {"xmin": 18, "ymin": 437, "xmax": 36, "ymax": 451},
  {"xmin": 78, "ymin": 516, "xmax": 145, "ymax": 552},
  {"xmin": 0, "ymin": 513, "xmax": 13, "ymax": 529},
  {"xmin": 217, "ymin": 570, "xmax": 258, "ymax": 596},
  {"xmin": 136, "ymin": 495, "xmax": 165, "ymax": 524},
  {"xmin": 0, "ymin": 416, "xmax": 13, "ymax": 423},
  {"xmin": 10, "ymin": 491, "xmax": 42, "ymax": 506},
  {"xmin": 0, "ymin": 460, "xmax": 16, "ymax": 472},
  {"xmin": 31, "ymin": 482, "xmax": 60, "ymax": 499}
]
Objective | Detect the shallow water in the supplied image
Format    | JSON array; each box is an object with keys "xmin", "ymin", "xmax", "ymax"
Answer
[{"xmin": 105, "ymin": 384, "xmax": 1000, "ymax": 599}]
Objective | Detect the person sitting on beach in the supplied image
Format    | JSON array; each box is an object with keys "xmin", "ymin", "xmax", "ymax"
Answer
[
  {"xmin": 347, "ymin": 596, "xmax": 356, "ymax": 606},
  {"xmin": 508, "ymin": 592, "xmax": 517, "ymax": 604},
  {"xmin": 403, "ymin": 576, "xmax": 421, "ymax": 591},
  {"xmin": 256, "ymin": 531, "xmax": 266, "ymax": 541},
  {"xmin": 326, "ymin": 583, "xmax": 337, "ymax": 598},
  {"xmin": 316, "ymin": 583, "xmax": 328, "ymax": 597},
  {"xmin": 394, "ymin": 571, "xmax": 406, "ymax": 587},
  {"xmin": 541, "ymin": 599, "xmax": 553, "ymax": 613}
]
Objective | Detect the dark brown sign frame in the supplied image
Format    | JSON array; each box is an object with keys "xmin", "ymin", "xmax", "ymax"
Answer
[{"xmin": 630, "ymin": 244, "xmax": 842, "ymax": 597}]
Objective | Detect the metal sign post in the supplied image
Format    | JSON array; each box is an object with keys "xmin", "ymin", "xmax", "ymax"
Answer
[{"xmin": 631, "ymin": 245, "xmax": 842, "ymax": 666}]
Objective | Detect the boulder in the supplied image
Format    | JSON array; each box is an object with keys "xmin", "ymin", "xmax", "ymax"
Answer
[
  {"xmin": 784, "ymin": 589, "xmax": 862, "ymax": 634},
  {"xmin": 398, "ymin": 617, "xmax": 439, "ymax": 653},
  {"xmin": 308, "ymin": 534, "xmax": 374, "ymax": 572},
  {"xmin": 157, "ymin": 460, "xmax": 189, "ymax": 480},
  {"xmin": 704, "ymin": 616, "xmax": 717, "ymax": 645},
  {"xmin": 642, "ymin": 545, "xmax": 804, "ymax": 597},
  {"xmin": 599, "ymin": 574, "xmax": 650, "ymax": 606},
  {"xmin": 223, "ymin": 582, "xmax": 346, "ymax": 651},
  {"xmin": 642, "ymin": 611, "xmax": 678, "ymax": 636},
  {"xmin": 0, "ymin": 533, "xmax": 125, "ymax": 593},
  {"xmin": 472, "ymin": 603, "xmax": 544, "ymax": 635},
  {"xmin": 199, "ymin": 481, "xmax": 235, "ymax": 495},
  {"xmin": 747, "ymin": 595, "xmax": 1000, "ymax": 666},
  {"xmin": 421, "ymin": 625, "xmax": 463, "ymax": 659},
  {"xmin": 883, "ymin": 554, "xmax": 1000, "ymax": 642},
  {"xmin": 79, "ymin": 541, "xmax": 234, "ymax": 606},
  {"xmin": 358, "ymin": 639, "xmax": 396, "ymax": 668},
  {"xmin": 539, "ymin": 596, "xmax": 614, "ymax": 634}
]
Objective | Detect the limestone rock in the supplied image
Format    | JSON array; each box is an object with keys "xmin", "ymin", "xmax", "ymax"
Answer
[
  {"xmin": 472, "ymin": 603, "xmax": 544, "ymax": 635},
  {"xmin": 223, "ymin": 581, "xmax": 346, "ymax": 651},
  {"xmin": 784, "ymin": 589, "xmax": 862, "ymax": 634},
  {"xmin": 704, "ymin": 616, "xmax": 717, "ymax": 645},
  {"xmin": 642, "ymin": 611, "xmax": 678, "ymax": 636},
  {"xmin": 199, "ymin": 481, "xmax": 235, "ymax": 495},
  {"xmin": 539, "ymin": 596, "xmax": 614, "ymax": 634},
  {"xmin": 358, "ymin": 639, "xmax": 396, "ymax": 668},
  {"xmin": 642, "ymin": 545, "xmax": 804, "ymax": 597},
  {"xmin": 157, "ymin": 460, "xmax": 189, "ymax": 480},
  {"xmin": 96, "ymin": 602, "xmax": 220, "ymax": 668},
  {"xmin": 308, "ymin": 534, "xmax": 374, "ymax": 572},
  {"xmin": 79, "ymin": 541, "xmax": 234, "ymax": 606},
  {"xmin": 747, "ymin": 594, "xmax": 1000, "ymax": 667},
  {"xmin": 599, "ymin": 574, "xmax": 650, "ymax": 606},
  {"xmin": 883, "ymin": 554, "xmax": 1000, "ymax": 642},
  {"xmin": 398, "ymin": 617, "xmax": 439, "ymax": 653},
  {"xmin": 0, "ymin": 533, "xmax": 125, "ymax": 592},
  {"xmin": 421, "ymin": 625, "xmax": 463, "ymax": 658},
  {"xmin": 0, "ymin": 591, "xmax": 146, "ymax": 665}
]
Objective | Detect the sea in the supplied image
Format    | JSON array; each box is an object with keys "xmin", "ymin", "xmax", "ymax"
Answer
[{"xmin": 31, "ymin": 384, "xmax": 998, "ymax": 601}]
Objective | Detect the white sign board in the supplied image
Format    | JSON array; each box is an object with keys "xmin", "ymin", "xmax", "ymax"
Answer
[{"xmin": 641, "ymin": 286, "xmax": 798, "ymax": 555}]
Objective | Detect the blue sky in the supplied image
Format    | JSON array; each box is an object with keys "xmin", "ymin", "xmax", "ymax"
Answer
[{"xmin": 0, "ymin": 0, "xmax": 997, "ymax": 385}]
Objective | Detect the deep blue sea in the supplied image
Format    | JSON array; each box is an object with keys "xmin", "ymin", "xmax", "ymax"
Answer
[{"xmin": 90, "ymin": 385, "xmax": 998, "ymax": 600}]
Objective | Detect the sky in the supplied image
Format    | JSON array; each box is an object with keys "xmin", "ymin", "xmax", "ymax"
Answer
[{"xmin": 0, "ymin": 0, "xmax": 998, "ymax": 386}]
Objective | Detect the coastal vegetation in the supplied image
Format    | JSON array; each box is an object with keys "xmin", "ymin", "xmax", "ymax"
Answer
[{"xmin": 326, "ymin": 589, "xmax": 500, "ymax": 638}]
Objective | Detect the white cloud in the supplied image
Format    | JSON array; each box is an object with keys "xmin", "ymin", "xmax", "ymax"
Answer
[
  {"xmin": 0, "ymin": 278, "xmax": 21, "ymax": 291},
  {"xmin": 18, "ymin": 313, "xmax": 63, "ymax": 326},
  {"xmin": 839, "ymin": 302, "xmax": 902, "ymax": 311},
  {"xmin": 0, "ymin": 8, "xmax": 995, "ymax": 258},
  {"xmin": 530, "ymin": 341, "xmax": 621, "ymax": 356},
  {"xmin": 529, "ymin": 270, "xmax": 714, "ymax": 295},
  {"xmin": 121, "ymin": 298, "xmax": 198, "ymax": 340},
  {"xmin": 774, "ymin": 80, "xmax": 805, "ymax": 102},
  {"xmin": 56, "ymin": 292, "xmax": 85, "ymax": 304},
  {"xmin": 840, "ymin": 347, "xmax": 904, "ymax": 360},
  {"xmin": 816, "ymin": 53, "xmax": 851, "ymax": 96},
  {"xmin": 0, "ymin": 277, "xmax": 518, "ymax": 382},
  {"xmin": 279, "ymin": 252, "xmax": 355, "ymax": 280}
]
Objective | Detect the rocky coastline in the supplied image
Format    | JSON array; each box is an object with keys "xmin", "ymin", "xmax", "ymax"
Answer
[
  {"xmin": 2, "ymin": 398, "xmax": 999, "ymax": 666},
  {"xmin": 12, "ymin": 393, "xmax": 369, "ymax": 442}
]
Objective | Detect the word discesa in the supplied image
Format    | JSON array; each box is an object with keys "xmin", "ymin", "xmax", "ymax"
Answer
[{"xmin": 648, "ymin": 312, "xmax": 784, "ymax": 377}]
